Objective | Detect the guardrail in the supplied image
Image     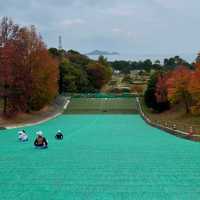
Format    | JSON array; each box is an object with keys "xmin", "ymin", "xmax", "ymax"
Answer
[{"xmin": 136, "ymin": 97, "xmax": 200, "ymax": 142}]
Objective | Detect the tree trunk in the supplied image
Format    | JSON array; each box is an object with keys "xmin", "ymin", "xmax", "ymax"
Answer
[
  {"xmin": 185, "ymin": 101, "xmax": 190, "ymax": 114},
  {"xmin": 3, "ymin": 96, "xmax": 7, "ymax": 115},
  {"xmin": 183, "ymin": 93, "xmax": 190, "ymax": 114}
]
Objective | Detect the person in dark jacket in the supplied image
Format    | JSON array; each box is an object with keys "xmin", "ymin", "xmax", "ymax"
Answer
[
  {"xmin": 34, "ymin": 131, "xmax": 48, "ymax": 148},
  {"xmin": 55, "ymin": 130, "xmax": 63, "ymax": 140}
]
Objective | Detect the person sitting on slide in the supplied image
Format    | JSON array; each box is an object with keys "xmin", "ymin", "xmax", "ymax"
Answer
[
  {"xmin": 55, "ymin": 130, "xmax": 63, "ymax": 140},
  {"xmin": 18, "ymin": 130, "xmax": 28, "ymax": 142},
  {"xmin": 34, "ymin": 131, "xmax": 48, "ymax": 148}
]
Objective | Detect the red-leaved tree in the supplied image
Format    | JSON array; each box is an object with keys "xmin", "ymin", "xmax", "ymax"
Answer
[
  {"xmin": 155, "ymin": 72, "xmax": 170, "ymax": 103},
  {"xmin": 0, "ymin": 17, "xmax": 58, "ymax": 116},
  {"xmin": 0, "ymin": 17, "xmax": 19, "ymax": 115},
  {"xmin": 188, "ymin": 63, "xmax": 200, "ymax": 114}
]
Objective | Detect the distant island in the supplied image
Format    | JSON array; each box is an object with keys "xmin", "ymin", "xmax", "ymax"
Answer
[{"xmin": 87, "ymin": 50, "xmax": 120, "ymax": 56}]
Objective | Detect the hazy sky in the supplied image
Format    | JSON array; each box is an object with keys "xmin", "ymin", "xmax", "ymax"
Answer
[{"xmin": 1, "ymin": 0, "xmax": 200, "ymax": 54}]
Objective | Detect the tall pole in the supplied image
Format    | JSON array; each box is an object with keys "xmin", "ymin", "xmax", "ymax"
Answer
[{"xmin": 58, "ymin": 35, "xmax": 62, "ymax": 50}]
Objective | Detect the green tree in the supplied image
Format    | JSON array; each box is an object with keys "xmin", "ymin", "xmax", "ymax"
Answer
[
  {"xmin": 59, "ymin": 59, "xmax": 88, "ymax": 93},
  {"xmin": 86, "ymin": 61, "xmax": 112, "ymax": 90},
  {"xmin": 67, "ymin": 50, "xmax": 90, "ymax": 66},
  {"xmin": 122, "ymin": 74, "xmax": 132, "ymax": 84}
]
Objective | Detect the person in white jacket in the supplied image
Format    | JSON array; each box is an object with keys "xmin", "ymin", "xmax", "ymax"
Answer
[{"xmin": 18, "ymin": 130, "xmax": 28, "ymax": 142}]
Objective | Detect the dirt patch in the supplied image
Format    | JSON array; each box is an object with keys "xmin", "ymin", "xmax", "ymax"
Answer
[
  {"xmin": 0, "ymin": 96, "xmax": 67, "ymax": 128},
  {"xmin": 141, "ymin": 99, "xmax": 200, "ymax": 134},
  {"xmin": 0, "ymin": 105, "xmax": 60, "ymax": 128}
]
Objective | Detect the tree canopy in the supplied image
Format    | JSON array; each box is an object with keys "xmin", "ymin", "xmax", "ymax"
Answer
[
  {"xmin": 110, "ymin": 56, "xmax": 192, "ymax": 74},
  {"xmin": 0, "ymin": 17, "xmax": 58, "ymax": 116},
  {"xmin": 49, "ymin": 49, "xmax": 112, "ymax": 93}
]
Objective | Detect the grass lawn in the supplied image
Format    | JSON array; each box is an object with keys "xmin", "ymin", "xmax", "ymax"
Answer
[
  {"xmin": 64, "ymin": 97, "xmax": 138, "ymax": 114},
  {"xmin": 140, "ymin": 98, "xmax": 200, "ymax": 134}
]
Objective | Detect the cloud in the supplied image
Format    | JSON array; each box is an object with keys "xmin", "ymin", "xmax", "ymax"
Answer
[
  {"xmin": 61, "ymin": 19, "xmax": 85, "ymax": 27},
  {"xmin": 0, "ymin": 0, "xmax": 200, "ymax": 54},
  {"xmin": 111, "ymin": 28, "xmax": 137, "ymax": 40},
  {"xmin": 100, "ymin": 6, "xmax": 134, "ymax": 17},
  {"xmin": 112, "ymin": 28, "xmax": 122, "ymax": 33}
]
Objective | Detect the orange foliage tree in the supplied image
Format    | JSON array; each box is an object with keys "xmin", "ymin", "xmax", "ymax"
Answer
[
  {"xmin": 166, "ymin": 66, "xmax": 192, "ymax": 113},
  {"xmin": 0, "ymin": 17, "xmax": 58, "ymax": 116},
  {"xmin": 30, "ymin": 47, "xmax": 58, "ymax": 110},
  {"xmin": 17, "ymin": 26, "xmax": 58, "ymax": 111},
  {"xmin": 131, "ymin": 84, "xmax": 144, "ymax": 94}
]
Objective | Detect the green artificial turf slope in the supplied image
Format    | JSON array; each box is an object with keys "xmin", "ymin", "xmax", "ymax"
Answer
[{"xmin": 0, "ymin": 115, "xmax": 200, "ymax": 200}]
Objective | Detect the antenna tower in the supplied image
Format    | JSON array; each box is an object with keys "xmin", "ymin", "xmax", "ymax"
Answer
[{"xmin": 58, "ymin": 35, "xmax": 62, "ymax": 50}]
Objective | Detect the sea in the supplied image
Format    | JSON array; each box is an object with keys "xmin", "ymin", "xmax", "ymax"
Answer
[{"xmin": 88, "ymin": 53, "xmax": 197, "ymax": 63}]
